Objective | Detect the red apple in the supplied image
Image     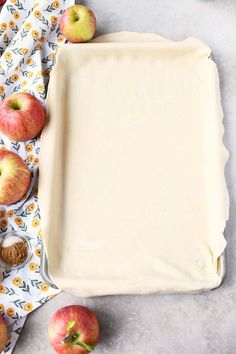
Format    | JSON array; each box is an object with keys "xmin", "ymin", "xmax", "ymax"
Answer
[
  {"xmin": 0, "ymin": 1, "xmax": 6, "ymax": 5},
  {"xmin": 60, "ymin": 5, "xmax": 96, "ymax": 43},
  {"xmin": 0, "ymin": 317, "xmax": 8, "ymax": 351},
  {"xmin": 0, "ymin": 93, "xmax": 45, "ymax": 141},
  {"xmin": 0, "ymin": 149, "xmax": 30, "ymax": 205},
  {"xmin": 48, "ymin": 305, "xmax": 100, "ymax": 354}
]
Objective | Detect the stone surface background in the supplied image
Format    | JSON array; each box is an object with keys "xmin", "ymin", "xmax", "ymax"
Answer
[{"xmin": 16, "ymin": 1, "xmax": 236, "ymax": 353}]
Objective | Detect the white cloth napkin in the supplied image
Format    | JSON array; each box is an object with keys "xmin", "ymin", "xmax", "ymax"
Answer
[{"xmin": 0, "ymin": 1, "xmax": 74, "ymax": 352}]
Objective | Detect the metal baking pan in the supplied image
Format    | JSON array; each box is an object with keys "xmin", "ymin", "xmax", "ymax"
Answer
[
  {"xmin": 40, "ymin": 243, "xmax": 58, "ymax": 289},
  {"xmin": 40, "ymin": 243, "xmax": 226, "ymax": 291},
  {"xmin": 40, "ymin": 51, "xmax": 226, "ymax": 293}
]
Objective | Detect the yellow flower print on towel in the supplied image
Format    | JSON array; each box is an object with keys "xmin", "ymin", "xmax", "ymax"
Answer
[
  {"xmin": 7, "ymin": 308, "xmax": 15, "ymax": 317},
  {"xmin": 4, "ymin": 52, "xmax": 12, "ymax": 60},
  {"xmin": 0, "ymin": 219, "xmax": 8, "ymax": 228},
  {"xmin": 40, "ymin": 283, "xmax": 49, "ymax": 292},
  {"xmin": 29, "ymin": 263, "xmax": 38, "ymax": 271},
  {"xmin": 36, "ymin": 84, "xmax": 44, "ymax": 93},
  {"xmin": 11, "ymin": 74, "xmax": 19, "ymax": 82},
  {"xmin": 21, "ymin": 80, "xmax": 27, "ymax": 88},
  {"xmin": 26, "ymin": 155, "xmax": 34, "ymax": 163},
  {"xmin": 53, "ymin": 1, "xmax": 60, "ymax": 9},
  {"xmin": 22, "ymin": 48, "xmax": 28, "ymax": 56},
  {"xmin": 34, "ymin": 11, "xmax": 42, "ymax": 19},
  {"xmin": 13, "ymin": 277, "xmax": 22, "ymax": 287},
  {"xmin": 1, "ymin": 23, "xmax": 7, "ymax": 31},
  {"xmin": 13, "ymin": 11, "xmax": 20, "ymax": 20},
  {"xmin": 27, "ymin": 203, "xmax": 35, "ymax": 212},
  {"xmin": 57, "ymin": 35, "xmax": 65, "ymax": 43},
  {"xmin": 26, "ymin": 58, "xmax": 33, "ymax": 65},
  {"xmin": 25, "ymin": 143, "xmax": 33, "ymax": 152},
  {"xmin": 0, "ymin": 285, "xmax": 5, "ymax": 294},
  {"xmin": 24, "ymin": 303, "xmax": 33, "ymax": 312},
  {"xmin": 9, "ymin": 20, "xmax": 15, "ymax": 29},
  {"xmin": 24, "ymin": 22, "xmax": 32, "ymax": 30},
  {"xmin": 35, "ymin": 248, "xmax": 41, "ymax": 257},
  {"xmin": 51, "ymin": 15, "xmax": 58, "ymax": 24},
  {"xmin": 31, "ymin": 30, "xmax": 39, "ymax": 39},
  {"xmin": 32, "ymin": 218, "xmax": 40, "ymax": 228},
  {"xmin": 7, "ymin": 210, "xmax": 14, "ymax": 218},
  {"xmin": 15, "ymin": 217, "xmax": 23, "ymax": 225}
]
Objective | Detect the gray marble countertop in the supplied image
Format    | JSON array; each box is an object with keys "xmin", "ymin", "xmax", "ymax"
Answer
[{"xmin": 16, "ymin": 0, "xmax": 236, "ymax": 353}]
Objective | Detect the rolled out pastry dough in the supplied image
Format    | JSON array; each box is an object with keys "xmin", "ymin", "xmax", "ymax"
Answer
[{"xmin": 39, "ymin": 32, "xmax": 228, "ymax": 297}]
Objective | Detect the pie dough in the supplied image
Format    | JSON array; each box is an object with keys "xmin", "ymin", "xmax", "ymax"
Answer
[{"xmin": 39, "ymin": 32, "xmax": 228, "ymax": 296}]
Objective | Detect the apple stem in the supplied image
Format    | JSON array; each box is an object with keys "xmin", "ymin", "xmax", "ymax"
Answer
[
  {"xmin": 62, "ymin": 332, "xmax": 95, "ymax": 352},
  {"xmin": 62, "ymin": 333, "xmax": 79, "ymax": 344}
]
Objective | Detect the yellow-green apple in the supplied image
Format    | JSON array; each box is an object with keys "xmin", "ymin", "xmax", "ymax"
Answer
[
  {"xmin": 0, "ymin": 149, "xmax": 30, "ymax": 205},
  {"xmin": 0, "ymin": 93, "xmax": 45, "ymax": 142},
  {"xmin": 48, "ymin": 305, "xmax": 100, "ymax": 354},
  {"xmin": 60, "ymin": 5, "xmax": 96, "ymax": 43},
  {"xmin": 0, "ymin": 317, "xmax": 8, "ymax": 351}
]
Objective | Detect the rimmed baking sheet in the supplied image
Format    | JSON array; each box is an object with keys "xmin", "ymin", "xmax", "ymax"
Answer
[
  {"xmin": 40, "ymin": 245, "xmax": 226, "ymax": 291},
  {"xmin": 39, "ymin": 32, "xmax": 228, "ymax": 297}
]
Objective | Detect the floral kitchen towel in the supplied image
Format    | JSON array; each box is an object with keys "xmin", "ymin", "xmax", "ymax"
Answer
[{"xmin": 0, "ymin": 0, "xmax": 74, "ymax": 352}]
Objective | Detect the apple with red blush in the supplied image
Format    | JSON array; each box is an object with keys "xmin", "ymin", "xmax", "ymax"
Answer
[
  {"xmin": 48, "ymin": 305, "xmax": 100, "ymax": 353},
  {"xmin": 0, "ymin": 148, "xmax": 30, "ymax": 205},
  {"xmin": 60, "ymin": 5, "xmax": 96, "ymax": 43},
  {"xmin": 0, "ymin": 92, "xmax": 45, "ymax": 142}
]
